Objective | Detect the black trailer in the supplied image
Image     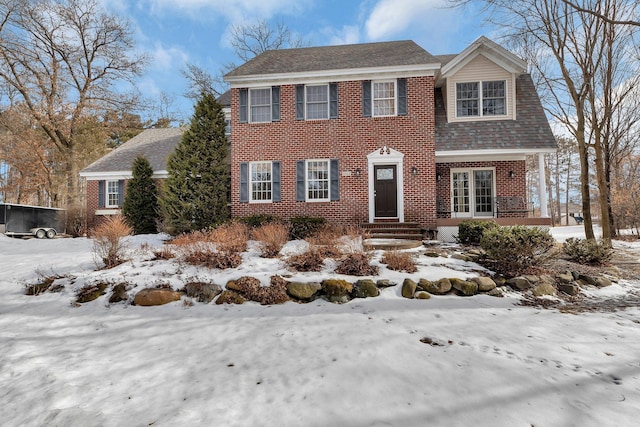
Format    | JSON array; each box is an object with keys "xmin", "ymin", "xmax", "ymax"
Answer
[{"xmin": 0, "ymin": 203, "xmax": 66, "ymax": 238}]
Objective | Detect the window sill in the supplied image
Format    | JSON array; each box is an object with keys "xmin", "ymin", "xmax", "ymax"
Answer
[{"xmin": 96, "ymin": 209, "xmax": 122, "ymax": 215}]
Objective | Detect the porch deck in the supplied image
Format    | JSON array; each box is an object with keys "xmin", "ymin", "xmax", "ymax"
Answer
[{"xmin": 435, "ymin": 217, "xmax": 552, "ymax": 242}]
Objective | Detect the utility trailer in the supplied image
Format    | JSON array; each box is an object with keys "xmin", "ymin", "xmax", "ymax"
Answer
[{"xmin": 0, "ymin": 203, "xmax": 66, "ymax": 238}]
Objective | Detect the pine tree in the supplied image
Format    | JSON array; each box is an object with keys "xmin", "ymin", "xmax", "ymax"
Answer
[
  {"xmin": 123, "ymin": 156, "xmax": 159, "ymax": 234},
  {"xmin": 160, "ymin": 93, "xmax": 229, "ymax": 234}
]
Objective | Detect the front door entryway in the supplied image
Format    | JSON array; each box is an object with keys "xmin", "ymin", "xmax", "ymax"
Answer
[{"xmin": 374, "ymin": 165, "xmax": 397, "ymax": 217}]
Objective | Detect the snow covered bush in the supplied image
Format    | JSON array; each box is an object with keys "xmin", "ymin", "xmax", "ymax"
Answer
[
  {"xmin": 480, "ymin": 226, "xmax": 554, "ymax": 277},
  {"xmin": 562, "ymin": 238, "xmax": 613, "ymax": 265},
  {"xmin": 382, "ymin": 251, "xmax": 417, "ymax": 273},
  {"xmin": 91, "ymin": 216, "xmax": 132, "ymax": 269},
  {"xmin": 335, "ymin": 252, "xmax": 379, "ymax": 276}
]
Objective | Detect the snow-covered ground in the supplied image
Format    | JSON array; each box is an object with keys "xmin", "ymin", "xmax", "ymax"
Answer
[{"xmin": 1, "ymin": 226, "xmax": 639, "ymax": 427}]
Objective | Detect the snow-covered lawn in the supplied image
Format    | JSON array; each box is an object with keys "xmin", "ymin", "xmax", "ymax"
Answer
[{"xmin": 1, "ymin": 227, "xmax": 639, "ymax": 426}]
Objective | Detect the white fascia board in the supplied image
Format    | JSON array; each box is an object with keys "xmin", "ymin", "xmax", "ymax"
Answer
[
  {"xmin": 435, "ymin": 148, "xmax": 556, "ymax": 163},
  {"xmin": 441, "ymin": 37, "xmax": 527, "ymax": 79},
  {"xmin": 225, "ymin": 63, "xmax": 440, "ymax": 87},
  {"xmin": 80, "ymin": 170, "xmax": 169, "ymax": 180}
]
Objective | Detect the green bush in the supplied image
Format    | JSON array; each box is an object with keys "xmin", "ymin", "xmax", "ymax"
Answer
[
  {"xmin": 239, "ymin": 214, "xmax": 280, "ymax": 229},
  {"xmin": 480, "ymin": 226, "xmax": 554, "ymax": 277},
  {"xmin": 456, "ymin": 220, "xmax": 499, "ymax": 245},
  {"xmin": 562, "ymin": 238, "xmax": 613, "ymax": 265},
  {"xmin": 289, "ymin": 216, "xmax": 327, "ymax": 240}
]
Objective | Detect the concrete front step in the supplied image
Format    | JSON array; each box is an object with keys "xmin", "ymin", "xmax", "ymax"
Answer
[
  {"xmin": 363, "ymin": 239, "xmax": 423, "ymax": 250},
  {"xmin": 369, "ymin": 233, "xmax": 423, "ymax": 240}
]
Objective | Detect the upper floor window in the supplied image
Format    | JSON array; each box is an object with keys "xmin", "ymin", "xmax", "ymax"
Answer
[
  {"xmin": 239, "ymin": 87, "xmax": 280, "ymax": 123},
  {"xmin": 250, "ymin": 88, "xmax": 272, "ymax": 123},
  {"xmin": 250, "ymin": 161, "xmax": 272, "ymax": 202},
  {"xmin": 106, "ymin": 180, "xmax": 120, "ymax": 208},
  {"xmin": 456, "ymin": 80, "xmax": 506, "ymax": 117},
  {"xmin": 373, "ymin": 81, "xmax": 396, "ymax": 116},
  {"xmin": 306, "ymin": 85, "xmax": 329, "ymax": 119}
]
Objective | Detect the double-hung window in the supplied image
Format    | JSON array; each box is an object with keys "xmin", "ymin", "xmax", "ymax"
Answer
[
  {"xmin": 306, "ymin": 160, "xmax": 330, "ymax": 201},
  {"xmin": 456, "ymin": 80, "xmax": 506, "ymax": 117},
  {"xmin": 106, "ymin": 180, "xmax": 120, "ymax": 208},
  {"xmin": 250, "ymin": 88, "xmax": 272, "ymax": 123},
  {"xmin": 250, "ymin": 162, "xmax": 272, "ymax": 202},
  {"xmin": 373, "ymin": 81, "xmax": 396, "ymax": 116},
  {"xmin": 306, "ymin": 85, "xmax": 329, "ymax": 119}
]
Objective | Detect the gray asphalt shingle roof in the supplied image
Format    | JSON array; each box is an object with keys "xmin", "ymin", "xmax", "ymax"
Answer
[
  {"xmin": 81, "ymin": 128, "xmax": 184, "ymax": 174},
  {"xmin": 225, "ymin": 41, "xmax": 439, "ymax": 78},
  {"xmin": 435, "ymin": 74, "xmax": 556, "ymax": 152}
]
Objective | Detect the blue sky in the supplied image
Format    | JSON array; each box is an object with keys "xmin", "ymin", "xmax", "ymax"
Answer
[{"xmin": 109, "ymin": 0, "xmax": 495, "ymax": 121}]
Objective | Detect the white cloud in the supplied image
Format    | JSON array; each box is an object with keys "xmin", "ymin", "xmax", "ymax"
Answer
[
  {"xmin": 326, "ymin": 25, "xmax": 361, "ymax": 45},
  {"xmin": 364, "ymin": 0, "xmax": 447, "ymax": 41},
  {"xmin": 151, "ymin": 43, "xmax": 190, "ymax": 71}
]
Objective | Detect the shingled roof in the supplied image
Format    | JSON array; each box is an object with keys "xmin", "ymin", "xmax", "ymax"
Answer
[
  {"xmin": 435, "ymin": 74, "xmax": 556, "ymax": 152},
  {"xmin": 225, "ymin": 40, "xmax": 439, "ymax": 78},
  {"xmin": 81, "ymin": 128, "xmax": 184, "ymax": 175}
]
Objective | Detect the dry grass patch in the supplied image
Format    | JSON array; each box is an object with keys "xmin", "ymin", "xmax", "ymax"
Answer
[
  {"xmin": 91, "ymin": 216, "xmax": 132, "ymax": 269},
  {"xmin": 382, "ymin": 251, "xmax": 417, "ymax": 273},
  {"xmin": 252, "ymin": 222, "xmax": 290, "ymax": 258},
  {"xmin": 171, "ymin": 222, "xmax": 249, "ymax": 269}
]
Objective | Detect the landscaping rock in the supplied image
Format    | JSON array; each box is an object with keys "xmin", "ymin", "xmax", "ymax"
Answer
[
  {"xmin": 225, "ymin": 279, "xmax": 242, "ymax": 292},
  {"xmin": 376, "ymin": 279, "xmax": 396, "ymax": 288},
  {"xmin": 134, "ymin": 288, "xmax": 181, "ymax": 306},
  {"xmin": 452, "ymin": 253, "xmax": 472, "ymax": 262},
  {"xmin": 402, "ymin": 278, "xmax": 417, "ymax": 298},
  {"xmin": 109, "ymin": 283, "xmax": 128, "ymax": 303},
  {"xmin": 471, "ymin": 277, "xmax": 496, "ymax": 292},
  {"xmin": 557, "ymin": 283, "xmax": 580, "ymax": 296},
  {"xmin": 493, "ymin": 276, "xmax": 507, "ymax": 287},
  {"xmin": 215, "ymin": 290, "xmax": 245, "ymax": 305},
  {"xmin": 77, "ymin": 283, "xmax": 108, "ymax": 304},
  {"xmin": 578, "ymin": 274, "xmax": 598, "ymax": 286},
  {"xmin": 594, "ymin": 277, "xmax": 613, "ymax": 288},
  {"xmin": 532, "ymin": 282, "xmax": 556, "ymax": 297},
  {"xmin": 487, "ymin": 287, "xmax": 504, "ymax": 297},
  {"xmin": 507, "ymin": 277, "xmax": 533, "ymax": 291},
  {"xmin": 423, "ymin": 251, "xmax": 441, "ymax": 258},
  {"xmin": 352, "ymin": 279, "xmax": 379, "ymax": 298},
  {"xmin": 415, "ymin": 291, "xmax": 431, "ymax": 300},
  {"xmin": 184, "ymin": 282, "xmax": 222, "ymax": 303},
  {"xmin": 523, "ymin": 275, "xmax": 541, "ymax": 284},
  {"xmin": 451, "ymin": 278, "xmax": 478, "ymax": 296},
  {"xmin": 419, "ymin": 278, "xmax": 451, "ymax": 295},
  {"xmin": 556, "ymin": 272, "xmax": 574, "ymax": 284},
  {"xmin": 286, "ymin": 282, "xmax": 321, "ymax": 300},
  {"xmin": 322, "ymin": 279, "xmax": 353, "ymax": 303}
]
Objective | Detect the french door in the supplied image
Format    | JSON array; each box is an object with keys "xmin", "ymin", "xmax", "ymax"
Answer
[{"xmin": 451, "ymin": 169, "xmax": 494, "ymax": 217}]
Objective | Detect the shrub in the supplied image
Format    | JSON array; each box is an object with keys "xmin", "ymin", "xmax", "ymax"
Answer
[
  {"xmin": 252, "ymin": 222, "xmax": 290, "ymax": 257},
  {"xmin": 480, "ymin": 226, "xmax": 555, "ymax": 277},
  {"xmin": 382, "ymin": 251, "xmax": 417, "ymax": 273},
  {"xmin": 335, "ymin": 252, "xmax": 379, "ymax": 276},
  {"xmin": 287, "ymin": 247, "xmax": 325, "ymax": 272},
  {"xmin": 228, "ymin": 275, "xmax": 289, "ymax": 305},
  {"xmin": 152, "ymin": 246, "xmax": 175, "ymax": 260},
  {"xmin": 123, "ymin": 156, "xmax": 159, "ymax": 234},
  {"xmin": 209, "ymin": 221, "xmax": 249, "ymax": 254},
  {"xmin": 456, "ymin": 220, "xmax": 499, "ymax": 245},
  {"xmin": 239, "ymin": 214, "xmax": 280, "ymax": 229},
  {"xmin": 172, "ymin": 222, "xmax": 248, "ymax": 269},
  {"xmin": 289, "ymin": 216, "xmax": 326, "ymax": 240},
  {"xmin": 562, "ymin": 238, "xmax": 613, "ymax": 265},
  {"xmin": 91, "ymin": 216, "xmax": 132, "ymax": 269}
]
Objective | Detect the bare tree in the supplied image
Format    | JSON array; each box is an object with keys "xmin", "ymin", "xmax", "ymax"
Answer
[
  {"xmin": 183, "ymin": 19, "xmax": 310, "ymax": 102},
  {"xmin": 561, "ymin": 0, "xmax": 640, "ymax": 26},
  {"xmin": 0, "ymin": 0, "xmax": 148, "ymax": 208}
]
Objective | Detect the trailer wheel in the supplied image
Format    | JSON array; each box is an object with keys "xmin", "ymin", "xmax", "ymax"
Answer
[
  {"xmin": 35, "ymin": 229, "xmax": 46, "ymax": 239},
  {"xmin": 46, "ymin": 229, "xmax": 56, "ymax": 239}
]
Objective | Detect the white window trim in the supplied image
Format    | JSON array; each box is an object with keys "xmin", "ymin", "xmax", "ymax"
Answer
[
  {"xmin": 372, "ymin": 80, "xmax": 397, "ymax": 117},
  {"xmin": 105, "ymin": 180, "xmax": 120, "ymax": 208},
  {"xmin": 305, "ymin": 84, "xmax": 329, "ymax": 120},
  {"xmin": 249, "ymin": 87, "xmax": 272, "ymax": 123},
  {"xmin": 305, "ymin": 159, "xmax": 330, "ymax": 202},
  {"xmin": 449, "ymin": 167, "xmax": 496, "ymax": 218},
  {"xmin": 249, "ymin": 161, "xmax": 273, "ymax": 203},
  {"xmin": 455, "ymin": 80, "xmax": 507, "ymax": 119}
]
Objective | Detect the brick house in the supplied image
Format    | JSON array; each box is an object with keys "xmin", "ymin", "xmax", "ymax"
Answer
[{"xmin": 224, "ymin": 36, "xmax": 556, "ymax": 240}]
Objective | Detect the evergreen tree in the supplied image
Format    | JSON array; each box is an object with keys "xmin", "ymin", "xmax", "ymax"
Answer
[
  {"xmin": 161, "ymin": 93, "xmax": 229, "ymax": 234},
  {"xmin": 123, "ymin": 156, "xmax": 159, "ymax": 234}
]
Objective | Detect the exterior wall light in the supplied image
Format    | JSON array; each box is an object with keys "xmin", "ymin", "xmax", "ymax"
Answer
[
  {"xmin": 509, "ymin": 170, "xmax": 515, "ymax": 178},
  {"xmin": 436, "ymin": 172, "xmax": 442, "ymax": 181},
  {"xmin": 411, "ymin": 166, "xmax": 418, "ymax": 176},
  {"xmin": 355, "ymin": 168, "xmax": 361, "ymax": 176}
]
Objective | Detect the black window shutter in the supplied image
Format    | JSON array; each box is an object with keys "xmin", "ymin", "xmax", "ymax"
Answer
[
  {"xmin": 118, "ymin": 180, "xmax": 125, "ymax": 206},
  {"xmin": 330, "ymin": 159, "xmax": 340, "ymax": 201},
  {"xmin": 272, "ymin": 161, "xmax": 281, "ymax": 202},
  {"xmin": 295, "ymin": 85, "xmax": 305, "ymax": 120},
  {"xmin": 398, "ymin": 78, "xmax": 407, "ymax": 116},
  {"xmin": 271, "ymin": 86, "xmax": 280, "ymax": 121},
  {"xmin": 296, "ymin": 160, "xmax": 306, "ymax": 201},
  {"xmin": 239, "ymin": 89, "xmax": 248, "ymax": 123},
  {"xmin": 239, "ymin": 162, "xmax": 249, "ymax": 203},
  {"xmin": 329, "ymin": 83, "xmax": 338, "ymax": 119},
  {"xmin": 362, "ymin": 80, "xmax": 372, "ymax": 117},
  {"xmin": 98, "ymin": 180, "xmax": 105, "ymax": 208}
]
